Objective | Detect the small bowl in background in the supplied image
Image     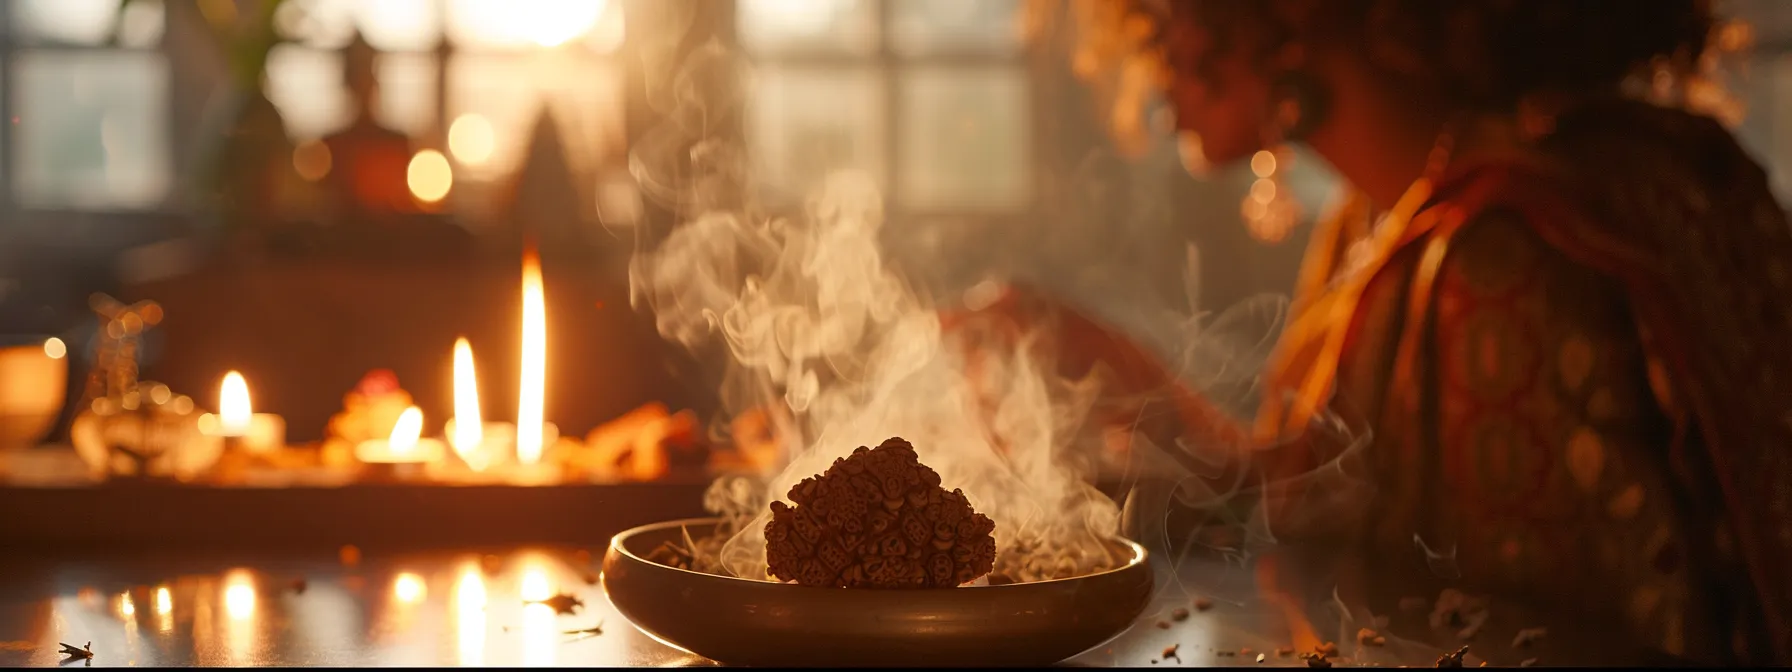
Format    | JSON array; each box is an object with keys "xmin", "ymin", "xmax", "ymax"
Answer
[{"xmin": 0, "ymin": 335, "xmax": 71, "ymax": 450}]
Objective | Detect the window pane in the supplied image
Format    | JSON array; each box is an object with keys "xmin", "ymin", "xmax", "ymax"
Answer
[
  {"xmin": 12, "ymin": 51, "xmax": 171, "ymax": 209},
  {"xmin": 264, "ymin": 45, "xmax": 435, "ymax": 142},
  {"xmin": 277, "ymin": 0, "xmax": 441, "ymax": 51},
  {"xmin": 896, "ymin": 67, "xmax": 1030, "ymax": 212},
  {"xmin": 746, "ymin": 67, "xmax": 887, "ymax": 199},
  {"xmin": 446, "ymin": 0, "xmax": 613, "ymax": 51},
  {"xmin": 446, "ymin": 56, "xmax": 544, "ymax": 179},
  {"xmin": 12, "ymin": 0, "xmax": 118, "ymax": 45},
  {"xmin": 264, "ymin": 45, "xmax": 353, "ymax": 141},
  {"xmin": 738, "ymin": 0, "xmax": 877, "ymax": 56},
  {"xmin": 446, "ymin": 53, "xmax": 625, "ymax": 180},
  {"xmin": 376, "ymin": 52, "xmax": 439, "ymax": 139},
  {"xmin": 890, "ymin": 0, "xmax": 1022, "ymax": 56}
]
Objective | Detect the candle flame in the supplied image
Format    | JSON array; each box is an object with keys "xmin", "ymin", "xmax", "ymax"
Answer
[
  {"xmin": 518, "ymin": 252, "xmax": 547, "ymax": 465},
  {"xmin": 219, "ymin": 371, "xmax": 252, "ymax": 432},
  {"xmin": 391, "ymin": 406, "xmax": 424, "ymax": 457},
  {"xmin": 451, "ymin": 338, "xmax": 485, "ymax": 460}
]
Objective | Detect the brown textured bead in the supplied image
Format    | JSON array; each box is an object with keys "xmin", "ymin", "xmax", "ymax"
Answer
[{"xmin": 764, "ymin": 437, "xmax": 997, "ymax": 588}]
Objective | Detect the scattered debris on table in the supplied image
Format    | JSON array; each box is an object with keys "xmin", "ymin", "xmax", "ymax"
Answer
[
  {"xmin": 1511, "ymin": 627, "xmax": 1547, "ymax": 648},
  {"xmin": 527, "ymin": 593, "xmax": 584, "ymax": 616},
  {"xmin": 1316, "ymin": 641, "xmax": 1340, "ymax": 657},
  {"xmin": 1240, "ymin": 648, "xmax": 1254, "ymax": 657},
  {"xmin": 288, "ymin": 578, "xmax": 308, "ymax": 595},
  {"xmin": 1435, "ymin": 645, "xmax": 1470, "ymax": 668},
  {"xmin": 1217, "ymin": 650, "xmax": 1236, "ymax": 657},
  {"xmin": 1357, "ymin": 628, "xmax": 1387, "ymax": 646},
  {"xmin": 1155, "ymin": 620, "xmax": 1171, "ymax": 629},
  {"xmin": 1170, "ymin": 607, "xmax": 1190, "ymax": 622},
  {"xmin": 58, "ymin": 642, "xmax": 93, "ymax": 660},
  {"xmin": 1519, "ymin": 657, "xmax": 1538, "ymax": 667},
  {"xmin": 1276, "ymin": 646, "xmax": 1296, "ymax": 657},
  {"xmin": 1193, "ymin": 597, "xmax": 1214, "ymax": 612},
  {"xmin": 338, "ymin": 545, "xmax": 361, "ymax": 568},
  {"xmin": 1162, "ymin": 644, "xmax": 1180, "ymax": 662},
  {"xmin": 1307, "ymin": 653, "xmax": 1332, "ymax": 668},
  {"xmin": 1257, "ymin": 652, "xmax": 1267, "ymax": 663}
]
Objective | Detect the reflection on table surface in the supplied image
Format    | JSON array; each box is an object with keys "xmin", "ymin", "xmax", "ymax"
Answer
[{"xmin": 0, "ymin": 542, "xmax": 1612, "ymax": 668}]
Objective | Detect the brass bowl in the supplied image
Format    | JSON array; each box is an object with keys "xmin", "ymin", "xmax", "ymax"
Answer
[
  {"xmin": 0, "ymin": 336, "xmax": 69, "ymax": 450},
  {"xmin": 601, "ymin": 518, "xmax": 1153, "ymax": 667}
]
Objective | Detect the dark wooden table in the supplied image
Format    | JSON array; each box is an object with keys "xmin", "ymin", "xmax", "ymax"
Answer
[{"xmin": 0, "ymin": 534, "xmax": 1659, "ymax": 668}]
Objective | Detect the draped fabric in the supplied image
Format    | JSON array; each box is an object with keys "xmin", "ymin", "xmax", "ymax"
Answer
[{"xmin": 1263, "ymin": 98, "xmax": 1792, "ymax": 664}]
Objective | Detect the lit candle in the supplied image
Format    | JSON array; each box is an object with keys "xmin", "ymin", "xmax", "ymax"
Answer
[
  {"xmin": 356, "ymin": 406, "xmax": 446, "ymax": 481},
  {"xmin": 518, "ymin": 251, "xmax": 548, "ymax": 465},
  {"xmin": 443, "ymin": 337, "xmax": 517, "ymax": 474},
  {"xmin": 509, "ymin": 251, "xmax": 559, "ymax": 485},
  {"xmin": 199, "ymin": 371, "xmax": 286, "ymax": 454}
]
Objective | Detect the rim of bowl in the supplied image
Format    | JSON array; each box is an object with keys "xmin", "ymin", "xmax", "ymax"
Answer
[{"xmin": 610, "ymin": 516, "xmax": 1149, "ymax": 590}]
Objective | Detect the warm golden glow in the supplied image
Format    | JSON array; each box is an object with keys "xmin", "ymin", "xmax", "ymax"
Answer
[
  {"xmin": 519, "ymin": 0, "xmax": 605, "ymax": 47},
  {"xmin": 407, "ymin": 149, "xmax": 454, "ymax": 203},
  {"xmin": 450, "ymin": 338, "xmax": 485, "ymax": 462},
  {"xmin": 119, "ymin": 592, "xmax": 136, "ymax": 617},
  {"xmin": 42, "ymin": 337, "xmax": 66, "ymax": 359},
  {"xmin": 155, "ymin": 586, "xmax": 172, "ymax": 615},
  {"xmin": 1250, "ymin": 150, "xmax": 1277, "ymax": 178},
  {"xmin": 448, "ymin": 114, "xmax": 496, "ymax": 166},
  {"xmin": 390, "ymin": 406, "xmax": 425, "ymax": 457},
  {"xmin": 517, "ymin": 252, "xmax": 547, "ymax": 465},
  {"xmin": 393, "ymin": 572, "xmax": 427, "ymax": 604},
  {"xmin": 455, "ymin": 566, "xmax": 487, "ymax": 666},
  {"xmin": 219, "ymin": 371, "xmax": 252, "ymax": 434},
  {"xmin": 519, "ymin": 566, "xmax": 553, "ymax": 602},
  {"xmin": 293, "ymin": 139, "xmax": 333, "ymax": 182},
  {"xmin": 223, "ymin": 572, "xmax": 256, "ymax": 621},
  {"xmin": 518, "ymin": 558, "xmax": 557, "ymax": 666}
]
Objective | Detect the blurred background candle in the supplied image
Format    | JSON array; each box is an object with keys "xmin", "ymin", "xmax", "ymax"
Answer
[{"xmin": 198, "ymin": 371, "xmax": 285, "ymax": 454}]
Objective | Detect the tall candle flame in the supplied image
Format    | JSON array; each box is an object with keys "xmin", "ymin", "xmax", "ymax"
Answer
[
  {"xmin": 450, "ymin": 338, "xmax": 484, "ymax": 459},
  {"xmin": 517, "ymin": 251, "xmax": 547, "ymax": 465},
  {"xmin": 391, "ymin": 406, "xmax": 424, "ymax": 457},
  {"xmin": 219, "ymin": 371, "xmax": 252, "ymax": 433}
]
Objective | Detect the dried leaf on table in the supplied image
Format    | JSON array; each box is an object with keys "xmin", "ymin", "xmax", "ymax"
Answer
[
  {"xmin": 58, "ymin": 642, "xmax": 93, "ymax": 659},
  {"xmin": 527, "ymin": 593, "xmax": 584, "ymax": 616},
  {"xmin": 1169, "ymin": 607, "xmax": 1190, "ymax": 622},
  {"xmin": 1161, "ymin": 644, "xmax": 1180, "ymax": 661},
  {"xmin": 563, "ymin": 621, "xmax": 604, "ymax": 637},
  {"xmin": 1435, "ymin": 645, "xmax": 1470, "ymax": 668}
]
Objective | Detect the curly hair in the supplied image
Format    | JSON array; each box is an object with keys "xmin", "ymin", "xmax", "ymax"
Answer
[{"xmin": 1053, "ymin": 0, "xmax": 1749, "ymax": 151}]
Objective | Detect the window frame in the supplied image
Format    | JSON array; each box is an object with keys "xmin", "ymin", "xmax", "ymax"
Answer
[
  {"xmin": 0, "ymin": 2, "xmax": 176, "ymax": 220},
  {"xmin": 732, "ymin": 0, "xmax": 1046, "ymax": 223}
]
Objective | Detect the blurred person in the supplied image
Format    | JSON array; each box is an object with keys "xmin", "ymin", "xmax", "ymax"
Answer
[{"xmin": 959, "ymin": 0, "xmax": 1792, "ymax": 664}]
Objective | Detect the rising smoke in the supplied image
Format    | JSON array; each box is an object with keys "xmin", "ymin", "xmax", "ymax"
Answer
[{"xmin": 623, "ymin": 2, "xmax": 1376, "ymax": 591}]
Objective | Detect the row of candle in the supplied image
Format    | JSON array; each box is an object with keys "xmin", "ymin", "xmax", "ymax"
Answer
[{"xmin": 196, "ymin": 253, "xmax": 558, "ymax": 482}]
